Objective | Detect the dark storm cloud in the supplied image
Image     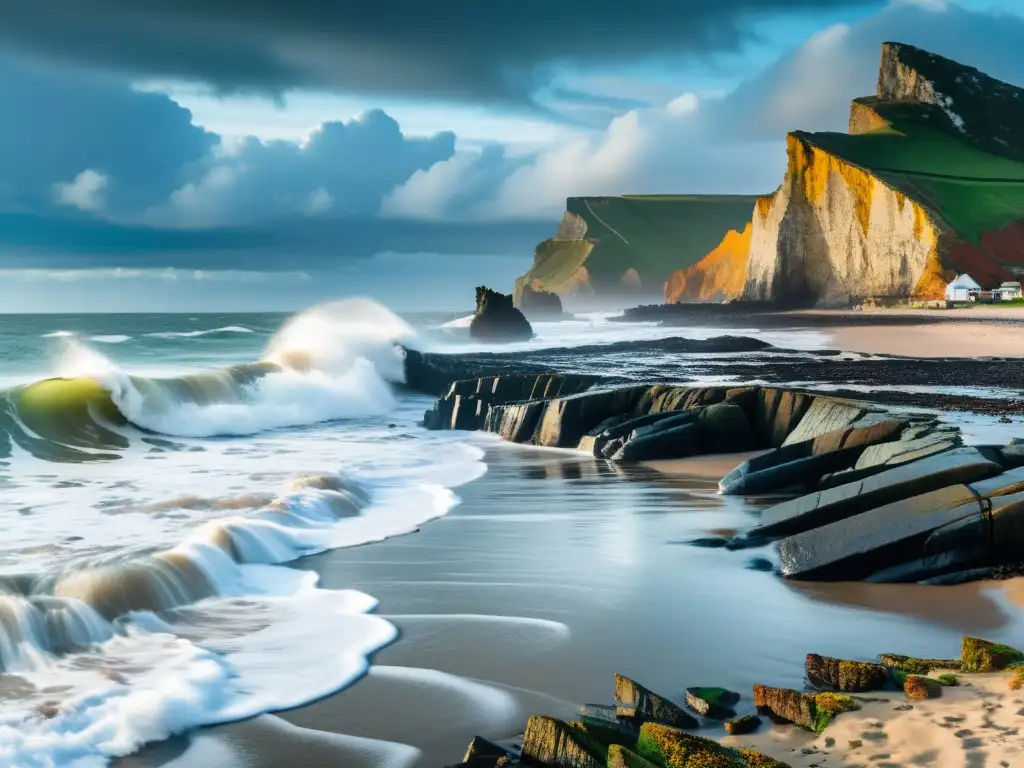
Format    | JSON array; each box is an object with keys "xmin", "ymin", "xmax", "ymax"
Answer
[
  {"xmin": 0, "ymin": 0, "xmax": 881, "ymax": 102},
  {"xmin": 0, "ymin": 58, "xmax": 216, "ymax": 212}
]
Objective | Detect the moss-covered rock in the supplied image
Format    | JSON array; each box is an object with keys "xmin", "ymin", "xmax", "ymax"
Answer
[
  {"xmin": 634, "ymin": 723, "xmax": 741, "ymax": 768},
  {"xmin": 878, "ymin": 653, "xmax": 962, "ymax": 674},
  {"xmin": 812, "ymin": 693, "xmax": 860, "ymax": 734},
  {"xmin": 962, "ymin": 636, "xmax": 1024, "ymax": 672},
  {"xmin": 684, "ymin": 687, "xmax": 741, "ymax": 719},
  {"xmin": 607, "ymin": 744, "xmax": 661, "ymax": 768},
  {"xmin": 739, "ymin": 752, "xmax": 791, "ymax": 768},
  {"xmin": 904, "ymin": 675, "xmax": 942, "ymax": 701},
  {"xmin": 936, "ymin": 674, "xmax": 959, "ymax": 686},
  {"xmin": 616, "ymin": 675, "xmax": 698, "ymax": 729},
  {"xmin": 805, "ymin": 654, "xmax": 888, "ymax": 692},
  {"xmin": 724, "ymin": 715, "xmax": 761, "ymax": 736},
  {"xmin": 752, "ymin": 685, "xmax": 817, "ymax": 730}
]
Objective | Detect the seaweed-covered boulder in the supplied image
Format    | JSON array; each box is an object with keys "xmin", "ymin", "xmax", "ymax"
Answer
[
  {"xmin": 879, "ymin": 654, "xmax": 961, "ymax": 674},
  {"xmin": 724, "ymin": 714, "xmax": 761, "ymax": 735},
  {"xmin": 753, "ymin": 686, "xmax": 858, "ymax": 733},
  {"xmin": 904, "ymin": 675, "xmax": 942, "ymax": 701},
  {"xmin": 805, "ymin": 654, "xmax": 888, "ymax": 692},
  {"xmin": 615, "ymin": 674, "xmax": 698, "ymax": 729},
  {"xmin": 469, "ymin": 287, "xmax": 533, "ymax": 343},
  {"xmin": 520, "ymin": 716, "xmax": 605, "ymax": 768},
  {"xmin": 962, "ymin": 636, "xmax": 1024, "ymax": 672},
  {"xmin": 635, "ymin": 723, "xmax": 788, "ymax": 768},
  {"xmin": 684, "ymin": 687, "xmax": 740, "ymax": 719},
  {"xmin": 752, "ymin": 685, "xmax": 816, "ymax": 730}
]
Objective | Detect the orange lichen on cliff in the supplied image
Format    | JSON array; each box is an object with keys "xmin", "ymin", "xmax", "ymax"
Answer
[
  {"xmin": 755, "ymin": 193, "xmax": 777, "ymax": 221},
  {"xmin": 788, "ymin": 134, "xmax": 874, "ymax": 236},
  {"xmin": 664, "ymin": 223, "xmax": 752, "ymax": 303}
]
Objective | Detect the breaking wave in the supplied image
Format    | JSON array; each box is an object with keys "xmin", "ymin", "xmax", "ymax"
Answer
[{"xmin": 0, "ymin": 299, "xmax": 416, "ymax": 454}]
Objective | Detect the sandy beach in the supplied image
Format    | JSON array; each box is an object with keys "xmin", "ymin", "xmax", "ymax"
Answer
[{"xmin": 801, "ymin": 309, "xmax": 1024, "ymax": 358}]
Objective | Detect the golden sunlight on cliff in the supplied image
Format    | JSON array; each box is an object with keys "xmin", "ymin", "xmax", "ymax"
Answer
[{"xmin": 664, "ymin": 222, "xmax": 752, "ymax": 303}]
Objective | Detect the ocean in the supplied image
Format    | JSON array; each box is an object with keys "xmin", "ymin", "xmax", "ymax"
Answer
[{"xmin": 0, "ymin": 301, "xmax": 1019, "ymax": 767}]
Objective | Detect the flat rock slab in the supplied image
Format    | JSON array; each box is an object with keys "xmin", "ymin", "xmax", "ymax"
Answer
[
  {"xmin": 758, "ymin": 448, "xmax": 1001, "ymax": 537},
  {"xmin": 779, "ymin": 484, "xmax": 983, "ymax": 581},
  {"xmin": 969, "ymin": 466, "xmax": 1024, "ymax": 499},
  {"xmin": 684, "ymin": 687, "xmax": 740, "ymax": 719}
]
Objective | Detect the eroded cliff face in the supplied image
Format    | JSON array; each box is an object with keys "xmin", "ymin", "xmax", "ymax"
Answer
[
  {"xmin": 664, "ymin": 223, "xmax": 752, "ymax": 303},
  {"xmin": 744, "ymin": 135, "xmax": 946, "ymax": 306}
]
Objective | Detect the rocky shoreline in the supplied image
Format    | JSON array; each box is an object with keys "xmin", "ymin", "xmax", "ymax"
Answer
[
  {"xmin": 406, "ymin": 348, "xmax": 1024, "ymax": 586},
  {"xmin": 444, "ymin": 637, "xmax": 1024, "ymax": 767}
]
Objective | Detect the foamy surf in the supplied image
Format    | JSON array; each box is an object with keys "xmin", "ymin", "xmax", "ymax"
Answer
[
  {"xmin": 0, "ymin": 298, "xmax": 489, "ymax": 766},
  {"xmin": 147, "ymin": 326, "xmax": 254, "ymax": 338}
]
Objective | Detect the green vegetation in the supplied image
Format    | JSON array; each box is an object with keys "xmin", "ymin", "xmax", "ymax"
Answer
[
  {"xmin": 813, "ymin": 693, "xmax": 860, "ymax": 734},
  {"xmin": 799, "ymin": 98, "xmax": 1024, "ymax": 243},
  {"xmin": 936, "ymin": 673, "xmax": 959, "ymax": 686}
]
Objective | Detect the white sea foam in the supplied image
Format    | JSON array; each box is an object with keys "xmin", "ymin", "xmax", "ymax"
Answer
[
  {"xmin": 147, "ymin": 326, "xmax": 253, "ymax": 338},
  {"xmin": 42, "ymin": 330, "xmax": 75, "ymax": 338},
  {"xmin": 88, "ymin": 335, "xmax": 131, "ymax": 344}
]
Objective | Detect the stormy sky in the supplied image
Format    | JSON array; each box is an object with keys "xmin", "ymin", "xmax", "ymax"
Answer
[{"xmin": 1, "ymin": 0, "xmax": 1024, "ymax": 310}]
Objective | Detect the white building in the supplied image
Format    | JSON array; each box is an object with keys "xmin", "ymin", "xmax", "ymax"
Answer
[
  {"xmin": 993, "ymin": 280, "xmax": 1023, "ymax": 301},
  {"xmin": 945, "ymin": 273, "xmax": 982, "ymax": 302}
]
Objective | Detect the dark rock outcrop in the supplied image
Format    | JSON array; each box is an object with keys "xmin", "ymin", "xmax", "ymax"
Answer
[
  {"xmin": 724, "ymin": 714, "xmax": 761, "ymax": 736},
  {"xmin": 470, "ymin": 287, "xmax": 533, "ymax": 343},
  {"xmin": 515, "ymin": 283, "xmax": 567, "ymax": 320},
  {"xmin": 615, "ymin": 674, "xmax": 698, "ymax": 729},
  {"xmin": 752, "ymin": 685, "xmax": 817, "ymax": 730},
  {"xmin": 521, "ymin": 716, "xmax": 603, "ymax": 768}
]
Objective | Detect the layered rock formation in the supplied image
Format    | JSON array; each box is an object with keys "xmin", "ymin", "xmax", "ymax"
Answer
[
  {"xmin": 743, "ymin": 43, "xmax": 1024, "ymax": 306},
  {"xmin": 514, "ymin": 282, "xmax": 566, "ymax": 319},
  {"xmin": 515, "ymin": 195, "xmax": 756, "ymax": 306}
]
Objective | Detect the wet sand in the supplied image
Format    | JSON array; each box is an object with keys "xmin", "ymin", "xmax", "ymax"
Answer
[{"xmin": 136, "ymin": 438, "xmax": 1024, "ymax": 767}]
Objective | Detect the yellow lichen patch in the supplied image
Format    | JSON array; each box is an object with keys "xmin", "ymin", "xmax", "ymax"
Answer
[
  {"xmin": 740, "ymin": 750, "xmax": 791, "ymax": 768},
  {"xmin": 912, "ymin": 204, "xmax": 927, "ymax": 242},
  {"xmin": 664, "ymin": 223, "xmax": 752, "ymax": 303}
]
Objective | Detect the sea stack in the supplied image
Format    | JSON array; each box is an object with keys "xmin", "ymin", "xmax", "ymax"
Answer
[{"xmin": 469, "ymin": 286, "xmax": 533, "ymax": 342}]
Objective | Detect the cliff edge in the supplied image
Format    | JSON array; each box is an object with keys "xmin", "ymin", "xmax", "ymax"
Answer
[{"xmin": 744, "ymin": 42, "xmax": 1024, "ymax": 306}]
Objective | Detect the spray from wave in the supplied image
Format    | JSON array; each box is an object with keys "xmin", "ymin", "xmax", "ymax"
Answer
[{"xmin": 2, "ymin": 298, "xmax": 417, "ymax": 447}]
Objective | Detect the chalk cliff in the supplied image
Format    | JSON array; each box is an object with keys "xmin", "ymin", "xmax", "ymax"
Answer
[
  {"xmin": 515, "ymin": 195, "xmax": 755, "ymax": 306},
  {"xmin": 743, "ymin": 43, "xmax": 1024, "ymax": 306}
]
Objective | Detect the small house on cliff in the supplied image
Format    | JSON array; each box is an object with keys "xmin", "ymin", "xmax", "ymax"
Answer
[{"xmin": 945, "ymin": 274, "xmax": 981, "ymax": 302}]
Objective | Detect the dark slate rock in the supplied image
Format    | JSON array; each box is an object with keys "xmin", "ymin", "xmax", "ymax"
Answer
[
  {"xmin": 779, "ymin": 484, "xmax": 984, "ymax": 581},
  {"xmin": 535, "ymin": 386, "xmax": 651, "ymax": 448},
  {"xmin": 758, "ymin": 448, "xmax": 1001, "ymax": 538},
  {"xmin": 684, "ymin": 687, "xmax": 740, "ymax": 719},
  {"xmin": 724, "ymin": 714, "xmax": 762, "ymax": 735},
  {"xmin": 611, "ymin": 423, "xmax": 699, "ymax": 462},
  {"xmin": 696, "ymin": 403, "xmax": 756, "ymax": 454}
]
